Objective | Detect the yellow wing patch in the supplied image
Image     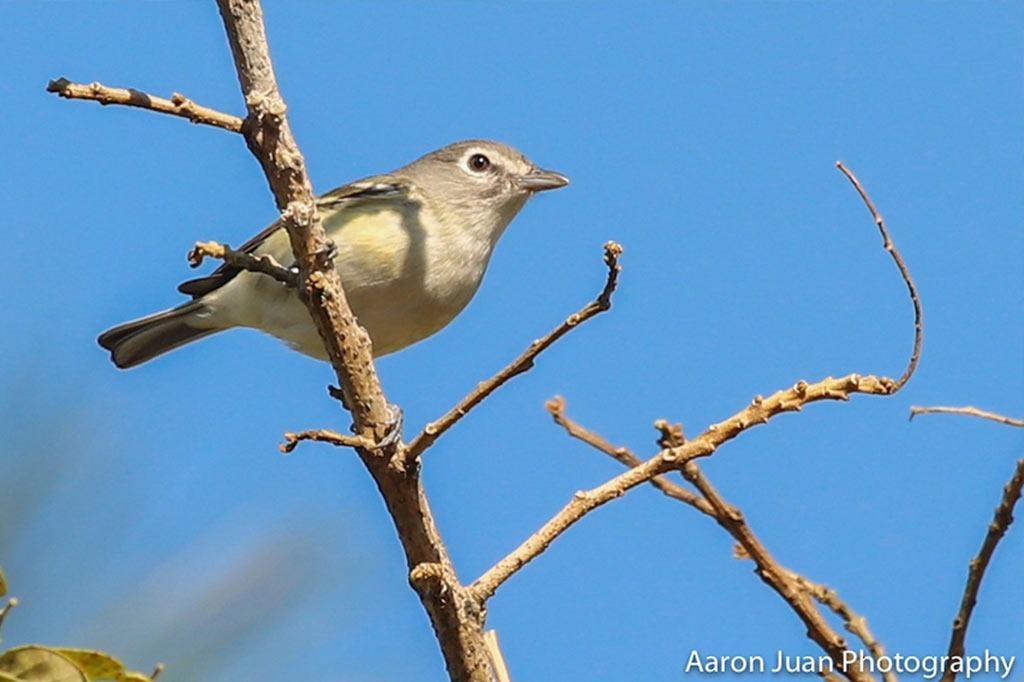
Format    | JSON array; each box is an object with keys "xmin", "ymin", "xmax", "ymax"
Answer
[{"xmin": 324, "ymin": 204, "xmax": 419, "ymax": 283}]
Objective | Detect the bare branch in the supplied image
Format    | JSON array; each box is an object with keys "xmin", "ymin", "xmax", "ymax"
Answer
[
  {"xmin": 215, "ymin": 0, "xmax": 392, "ymax": 441},
  {"xmin": 549, "ymin": 399, "xmax": 893, "ymax": 682},
  {"xmin": 53, "ymin": 3, "xmax": 493, "ymax": 679},
  {"xmin": 940, "ymin": 457, "xmax": 1024, "ymax": 682},
  {"xmin": 483, "ymin": 630, "xmax": 513, "ymax": 682},
  {"xmin": 790, "ymin": 573, "xmax": 896, "ymax": 682},
  {"xmin": 836, "ymin": 161, "xmax": 922, "ymax": 390},
  {"xmin": 213, "ymin": 4, "xmax": 496, "ymax": 680},
  {"xmin": 475, "ymin": 164, "xmax": 918, "ymax": 672},
  {"xmin": 188, "ymin": 239, "xmax": 297, "ymax": 287},
  {"xmin": 46, "ymin": 78, "xmax": 243, "ymax": 132},
  {"xmin": 0, "ymin": 598, "xmax": 17, "ymax": 638},
  {"xmin": 401, "ymin": 241, "xmax": 623, "ymax": 464},
  {"xmin": 470, "ymin": 449, "xmax": 673, "ymax": 601},
  {"xmin": 473, "ymin": 373, "xmax": 901, "ymax": 601},
  {"xmin": 682, "ymin": 462, "xmax": 878, "ymax": 682},
  {"xmin": 280, "ymin": 429, "xmax": 373, "ymax": 453},
  {"xmin": 545, "ymin": 396, "xmax": 713, "ymax": 516},
  {"xmin": 910, "ymin": 405, "xmax": 1024, "ymax": 427}
]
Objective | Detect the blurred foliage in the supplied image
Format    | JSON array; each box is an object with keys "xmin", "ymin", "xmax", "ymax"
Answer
[
  {"xmin": 0, "ymin": 645, "xmax": 159, "ymax": 682},
  {"xmin": 0, "ymin": 367, "xmax": 364, "ymax": 681}
]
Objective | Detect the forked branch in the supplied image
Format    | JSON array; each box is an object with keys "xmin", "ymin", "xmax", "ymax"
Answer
[
  {"xmin": 545, "ymin": 396, "xmax": 713, "ymax": 516},
  {"xmin": 474, "ymin": 162, "xmax": 919, "ymax": 682},
  {"xmin": 550, "ymin": 398, "xmax": 892, "ymax": 682}
]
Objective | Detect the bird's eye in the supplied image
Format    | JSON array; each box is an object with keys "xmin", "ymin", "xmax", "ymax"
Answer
[{"xmin": 468, "ymin": 153, "xmax": 491, "ymax": 172}]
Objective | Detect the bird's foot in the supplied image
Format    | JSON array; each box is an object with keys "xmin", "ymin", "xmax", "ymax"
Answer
[
  {"xmin": 373, "ymin": 402, "xmax": 405, "ymax": 451},
  {"xmin": 313, "ymin": 239, "xmax": 338, "ymax": 266}
]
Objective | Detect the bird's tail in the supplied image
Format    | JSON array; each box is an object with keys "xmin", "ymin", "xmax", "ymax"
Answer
[{"xmin": 98, "ymin": 301, "xmax": 221, "ymax": 369}]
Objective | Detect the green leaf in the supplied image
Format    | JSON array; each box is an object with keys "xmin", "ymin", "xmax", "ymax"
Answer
[
  {"xmin": 0, "ymin": 646, "xmax": 88, "ymax": 682},
  {"xmin": 0, "ymin": 567, "xmax": 7, "ymax": 598}
]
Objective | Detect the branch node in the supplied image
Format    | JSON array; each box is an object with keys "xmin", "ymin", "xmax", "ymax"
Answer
[
  {"xmin": 654, "ymin": 418, "xmax": 685, "ymax": 448},
  {"xmin": 409, "ymin": 562, "xmax": 446, "ymax": 593}
]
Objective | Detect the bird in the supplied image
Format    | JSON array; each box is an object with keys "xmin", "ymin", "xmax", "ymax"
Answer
[{"xmin": 98, "ymin": 140, "xmax": 569, "ymax": 368}]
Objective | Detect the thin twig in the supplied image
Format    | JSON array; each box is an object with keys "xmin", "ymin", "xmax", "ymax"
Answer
[
  {"xmin": 469, "ymin": 448, "xmax": 673, "ymax": 601},
  {"xmin": 909, "ymin": 405, "xmax": 1024, "ymax": 427},
  {"xmin": 681, "ymin": 463, "xmax": 877, "ymax": 682},
  {"xmin": 545, "ymin": 396, "xmax": 713, "ymax": 516},
  {"xmin": 549, "ymin": 396, "xmax": 891, "ymax": 682},
  {"xmin": 483, "ymin": 630, "xmax": 512, "ymax": 682},
  {"xmin": 46, "ymin": 78, "xmax": 243, "ymax": 132},
  {"xmin": 940, "ymin": 457, "xmax": 1024, "ymax": 682},
  {"xmin": 0, "ymin": 598, "xmax": 18, "ymax": 639},
  {"xmin": 472, "ymin": 373, "xmax": 902, "ymax": 601},
  {"xmin": 188, "ymin": 240, "xmax": 297, "ymax": 287},
  {"xmin": 401, "ymin": 241, "xmax": 623, "ymax": 465},
  {"xmin": 280, "ymin": 429, "xmax": 374, "ymax": 453},
  {"xmin": 836, "ymin": 161, "xmax": 922, "ymax": 391},
  {"xmin": 790, "ymin": 573, "xmax": 896, "ymax": 682},
  {"xmin": 474, "ymin": 164, "xmax": 917, "ymax": 678}
]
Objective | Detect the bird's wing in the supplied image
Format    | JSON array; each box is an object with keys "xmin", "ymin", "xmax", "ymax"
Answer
[{"xmin": 177, "ymin": 175, "xmax": 413, "ymax": 298}]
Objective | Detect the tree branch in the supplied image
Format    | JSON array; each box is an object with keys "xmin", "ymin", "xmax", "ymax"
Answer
[
  {"xmin": 938, "ymin": 457, "xmax": 1024, "ymax": 682},
  {"xmin": 188, "ymin": 239, "xmax": 297, "ymax": 287},
  {"xmin": 473, "ymin": 163, "xmax": 918, "ymax": 622},
  {"xmin": 214, "ymin": 0, "xmax": 391, "ymax": 440},
  {"xmin": 53, "ymin": 3, "xmax": 498, "ymax": 679},
  {"xmin": 473, "ymin": 375, "xmax": 907, "ymax": 601},
  {"xmin": 548, "ymin": 398, "xmax": 891, "ymax": 682},
  {"xmin": 545, "ymin": 396, "xmax": 713, "ymax": 516},
  {"xmin": 483, "ymin": 630, "xmax": 512, "ymax": 682},
  {"xmin": 787, "ymin": 572, "xmax": 896, "ymax": 682},
  {"xmin": 280, "ymin": 429, "xmax": 373, "ymax": 453},
  {"xmin": 836, "ymin": 161, "xmax": 921, "ymax": 391},
  {"xmin": 401, "ymin": 241, "xmax": 622, "ymax": 465},
  {"xmin": 469, "ymin": 446, "xmax": 675, "ymax": 601},
  {"xmin": 682, "ymin": 462, "xmax": 879, "ymax": 682},
  {"xmin": 46, "ymin": 78, "xmax": 243, "ymax": 132},
  {"xmin": 909, "ymin": 405, "xmax": 1024, "ymax": 427},
  {"xmin": 213, "ymin": 3, "xmax": 492, "ymax": 680}
]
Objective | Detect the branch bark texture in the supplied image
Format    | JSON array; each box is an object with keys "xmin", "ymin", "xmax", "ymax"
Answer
[
  {"xmin": 215, "ymin": 0, "xmax": 390, "ymax": 437},
  {"xmin": 213, "ymin": 2, "xmax": 493, "ymax": 679}
]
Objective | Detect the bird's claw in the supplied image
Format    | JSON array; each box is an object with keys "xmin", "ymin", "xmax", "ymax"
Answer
[
  {"xmin": 343, "ymin": 401, "xmax": 403, "ymax": 452},
  {"xmin": 314, "ymin": 239, "xmax": 338, "ymax": 265},
  {"xmin": 374, "ymin": 403, "xmax": 404, "ymax": 451}
]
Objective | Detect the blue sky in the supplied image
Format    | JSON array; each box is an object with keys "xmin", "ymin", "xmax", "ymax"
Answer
[{"xmin": 1, "ymin": 2, "xmax": 1021, "ymax": 681}]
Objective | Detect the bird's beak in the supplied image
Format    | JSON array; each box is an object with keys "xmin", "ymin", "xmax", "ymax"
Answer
[{"xmin": 516, "ymin": 167, "xmax": 570, "ymax": 192}]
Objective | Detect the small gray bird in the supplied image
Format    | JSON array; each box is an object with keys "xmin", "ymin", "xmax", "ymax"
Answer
[{"xmin": 98, "ymin": 140, "xmax": 569, "ymax": 368}]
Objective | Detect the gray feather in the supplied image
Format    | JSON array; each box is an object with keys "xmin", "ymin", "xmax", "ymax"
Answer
[{"xmin": 97, "ymin": 301, "xmax": 218, "ymax": 369}]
